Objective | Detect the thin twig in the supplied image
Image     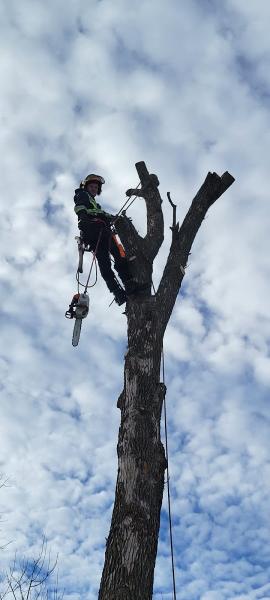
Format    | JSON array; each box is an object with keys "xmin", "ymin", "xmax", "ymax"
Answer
[{"xmin": 167, "ymin": 192, "xmax": 177, "ymax": 228}]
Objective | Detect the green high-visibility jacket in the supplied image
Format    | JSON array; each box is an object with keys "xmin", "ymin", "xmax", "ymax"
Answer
[{"xmin": 74, "ymin": 188, "xmax": 109, "ymax": 222}]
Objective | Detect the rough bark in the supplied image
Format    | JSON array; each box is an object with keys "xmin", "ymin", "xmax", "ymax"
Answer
[{"xmin": 98, "ymin": 162, "xmax": 235, "ymax": 600}]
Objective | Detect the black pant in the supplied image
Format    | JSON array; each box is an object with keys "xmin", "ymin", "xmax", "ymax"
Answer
[{"xmin": 80, "ymin": 221, "xmax": 131, "ymax": 292}]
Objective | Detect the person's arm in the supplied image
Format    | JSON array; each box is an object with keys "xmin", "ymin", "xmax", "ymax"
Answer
[
  {"xmin": 95, "ymin": 202, "xmax": 114, "ymax": 221},
  {"xmin": 74, "ymin": 189, "xmax": 113, "ymax": 223},
  {"xmin": 74, "ymin": 189, "xmax": 92, "ymax": 218}
]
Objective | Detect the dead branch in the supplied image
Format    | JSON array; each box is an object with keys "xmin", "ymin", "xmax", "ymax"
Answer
[{"xmin": 157, "ymin": 170, "xmax": 235, "ymax": 332}]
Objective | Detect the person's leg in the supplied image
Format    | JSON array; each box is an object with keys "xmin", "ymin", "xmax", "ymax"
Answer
[
  {"xmin": 80, "ymin": 222, "xmax": 114, "ymax": 286},
  {"xmin": 80, "ymin": 223, "xmax": 126, "ymax": 304},
  {"xmin": 96, "ymin": 232, "xmax": 117, "ymax": 289},
  {"xmin": 96, "ymin": 233, "xmax": 126, "ymax": 305}
]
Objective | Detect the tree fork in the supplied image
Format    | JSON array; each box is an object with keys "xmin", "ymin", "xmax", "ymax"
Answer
[{"xmin": 98, "ymin": 162, "xmax": 235, "ymax": 600}]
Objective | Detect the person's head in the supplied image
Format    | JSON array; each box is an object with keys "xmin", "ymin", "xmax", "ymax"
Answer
[
  {"xmin": 80, "ymin": 174, "xmax": 105, "ymax": 196},
  {"xmin": 85, "ymin": 180, "xmax": 99, "ymax": 197}
]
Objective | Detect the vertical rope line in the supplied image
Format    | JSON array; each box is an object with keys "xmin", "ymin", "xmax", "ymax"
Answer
[
  {"xmin": 83, "ymin": 228, "xmax": 103, "ymax": 294},
  {"xmin": 161, "ymin": 347, "xmax": 177, "ymax": 600}
]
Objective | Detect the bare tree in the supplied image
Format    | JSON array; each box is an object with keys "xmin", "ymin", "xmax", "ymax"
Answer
[
  {"xmin": 0, "ymin": 476, "xmax": 12, "ymax": 553},
  {"xmin": 0, "ymin": 482, "xmax": 62, "ymax": 600},
  {"xmin": 98, "ymin": 162, "xmax": 234, "ymax": 599},
  {"xmin": 0, "ymin": 539, "xmax": 63, "ymax": 600}
]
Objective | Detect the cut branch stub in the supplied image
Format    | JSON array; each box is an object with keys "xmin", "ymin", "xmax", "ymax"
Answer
[
  {"xmin": 135, "ymin": 162, "xmax": 160, "ymax": 199},
  {"xmin": 135, "ymin": 161, "xmax": 153, "ymax": 187},
  {"xmin": 126, "ymin": 188, "xmax": 145, "ymax": 198},
  {"xmin": 199, "ymin": 170, "xmax": 235, "ymax": 207}
]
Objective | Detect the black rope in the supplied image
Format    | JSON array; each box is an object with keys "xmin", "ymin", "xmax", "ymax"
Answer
[
  {"xmin": 112, "ymin": 182, "xmax": 141, "ymax": 225},
  {"xmin": 153, "ymin": 269, "xmax": 177, "ymax": 598},
  {"xmin": 161, "ymin": 348, "xmax": 177, "ymax": 600},
  {"xmin": 76, "ymin": 228, "xmax": 104, "ymax": 293},
  {"xmin": 116, "ymin": 269, "xmax": 177, "ymax": 596},
  {"xmin": 76, "ymin": 256, "xmax": 98, "ymax": 292},
  {"xmin": 83, "ymin": 228, "xmax": 103, "ymax": 293}
]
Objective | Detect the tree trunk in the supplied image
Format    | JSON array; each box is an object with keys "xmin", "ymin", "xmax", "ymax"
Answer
[
  {"xmin": 98, "ymin": 162, "xmax": 235, "ymax": 599},
  {"xmin": 98, "ymin": 298, "xmax": 167, "ymax": 600}
]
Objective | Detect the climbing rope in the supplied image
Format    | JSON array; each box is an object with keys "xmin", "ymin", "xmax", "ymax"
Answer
[
  {"xmin": 152, "ymin": 275, "xmax": 177, "ymax": 598},
  {"xmin": 161, "ymin": 348, "xmax": 177, "ymax": 600},
  {"xmin": 112, "ymin": 182, "xmax": 141, "ymax": 225},
  {"xmin": 76, "ymin": 258, "xmax": 97, "ymax": 292},
  {"xmin": 76, "ymin": 228, "xmax": 103, "ymax": 294},
  {"xmin": 83, "ymin": 228, "xmax": 103, "ymax": 293}
]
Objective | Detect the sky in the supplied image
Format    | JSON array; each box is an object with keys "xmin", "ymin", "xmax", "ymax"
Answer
[{"xmin": 0, "ymin": 0, "xmax": 270, "ymax": 598}]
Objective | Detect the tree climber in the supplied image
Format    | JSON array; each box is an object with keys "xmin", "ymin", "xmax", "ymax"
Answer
[{"xmin": 74, "ymin": 174, "xmax": 134, "ymax": 305}]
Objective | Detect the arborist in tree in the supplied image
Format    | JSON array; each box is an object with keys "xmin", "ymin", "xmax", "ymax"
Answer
[{"xmin": 74, "ymin": 174, "xmax": 135, "ymax": 305}]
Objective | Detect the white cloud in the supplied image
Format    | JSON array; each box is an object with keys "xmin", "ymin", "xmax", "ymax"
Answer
[{"xmin": 0, "ymin": 0, "xmax": 270, "ymax": 598}]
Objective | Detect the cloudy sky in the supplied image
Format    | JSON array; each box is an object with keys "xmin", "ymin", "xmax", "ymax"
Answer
[{"xmin": 1, "ymin": 0, "xmax": 270, "ymax": 598}]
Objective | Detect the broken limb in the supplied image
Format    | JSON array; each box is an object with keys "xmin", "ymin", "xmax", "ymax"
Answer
[{"xmin": 157, "ymin": 170, "xmax": 235, "ymax": 333}]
